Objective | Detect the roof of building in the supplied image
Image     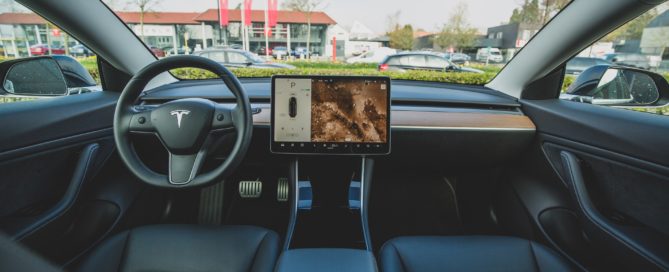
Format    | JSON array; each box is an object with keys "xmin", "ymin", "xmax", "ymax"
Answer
[
  {"xmin": 116, "ymin": 12, "xmax": 201, "ymax": 25},
  {"xmin": 0, "ymin": 13, "xmax": 46, "ymax": 24},
  {"xmin": 0, "ymin": 11, "xmax": 202, "ymax": 25},
  {"xmin": 0, "ymin": 9, "xmax": 336, "ymax": 26},
  {"xmin": 193, "ymin": 9, "xmax": 336, "ymax": 25}
]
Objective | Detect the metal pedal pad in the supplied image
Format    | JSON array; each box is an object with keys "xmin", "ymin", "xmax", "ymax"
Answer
[
  {"xmin": 277, "ymin": 177, "xmax": 289, "ymax": 202},
  {"xmin": 239, "ymin": 180, "xmax": 262, "ymax": 198}
]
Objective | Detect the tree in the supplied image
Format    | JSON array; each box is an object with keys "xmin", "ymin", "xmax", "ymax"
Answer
[
  {"xmin": 388, "ymin": 24, "xmax": 414, "ymax": 50},
  {"xmin": 126, "ymin": 0, "xmax": 161, "ymax": 42},
  {"xmin": 540, "ymin": 0, "xmax": 570, "ymax": 25},
  {"xmin": 434, "ymin": 2, "xmax": 478, "ymax": 52},
  {"xmin": 509, "ymin": 0, "xmax": 541, "ymax": 25},
  {"xmin": 603, "ymin": 9, "xmax": 657, "ymax": 42},
  {"xmin": 283, "ymin": 0, "xmax": 325, "ymax": 57}
]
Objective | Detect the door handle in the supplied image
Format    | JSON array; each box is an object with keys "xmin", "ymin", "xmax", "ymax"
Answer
[{"xmin": 559, "ymin": 150, "xmax": 668, "ymax": 270}]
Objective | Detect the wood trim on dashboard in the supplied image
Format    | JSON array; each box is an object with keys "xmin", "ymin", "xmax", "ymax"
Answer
[
  {"xmin": 391, "ymin": 110, "xmax": 535, "ymax": 130},
  {"xmin": 254, "ymin": 108, "xmax": 535, "ymax": 130}
]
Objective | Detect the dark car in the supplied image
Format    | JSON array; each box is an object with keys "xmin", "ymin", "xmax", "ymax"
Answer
[
  {"xmin": 193, "ymin": 48, "xmax": 295, "ymax": 69},
  {"xmin": 69, "ymin": 44, "xmax": 93, "ymax": 57},
  {"xmin": 444, "ymin": 52, "xmax": 471, "ymax": 64},
  {"xmin": 566, "ymin": 57, "xmax": 612, "ymax": 75},
  {"xmin": 379, "ymin": 52, "xmax": 483, "ymax": 73},
  {"xmin": 256, "ymin": 46, "xmax": 272, "ymax": 56},
  {"xmin": 29, "ymin": 44, "xmax": 65, "ymax": 56}
]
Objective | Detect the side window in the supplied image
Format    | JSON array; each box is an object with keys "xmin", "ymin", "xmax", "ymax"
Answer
[
  {"xmin": 406, "ymin": 55, "xmax": 426, "ymax": 66},
  {"xmin": 562, "ymin": 6, "xmax": 669, "ymax": 116},
  {"xmin": 386, "ymin": 56, "xmax": 400, "ymax": 65},
  {"xmin": 207, "ymin": 52, "xmax": 226, "ymax": 62},
  {"xmin": 227, "ymin": 52, "xmax": 248, "ymax": 63},
  {"xmin": 426, "ymin": 56, "xmax": 449, "ymax": 68},
  {"xmin": 0, "ymin": 0, "xmax": 99, "ymax": 104}
]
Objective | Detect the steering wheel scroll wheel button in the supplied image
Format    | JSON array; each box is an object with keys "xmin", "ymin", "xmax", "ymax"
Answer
[{"xmin": 212, "ymin": 107, "xmax": 234, "ymax": 130}]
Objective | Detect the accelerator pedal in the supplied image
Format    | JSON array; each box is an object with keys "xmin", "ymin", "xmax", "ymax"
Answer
[
  {"xmin": 277, "ymin": 177, "xmax": 289, "ymax": 202},
  {"xmin": 239, "ymin": 180, "xmax": 262, "ymax": 198}
]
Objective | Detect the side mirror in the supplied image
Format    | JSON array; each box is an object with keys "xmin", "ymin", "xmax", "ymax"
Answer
[
  {"xmin": 1, "ymin": 57, "xmax": 68, "ymax": 96},
  {"xmin": 562, "ymin": 65, "xmax": 669, "ymax": 107}
]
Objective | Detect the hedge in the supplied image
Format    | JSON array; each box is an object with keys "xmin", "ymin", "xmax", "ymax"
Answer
[{"xmin": 169, "ymin": 67, "xmax": 497, "ymax": 85}]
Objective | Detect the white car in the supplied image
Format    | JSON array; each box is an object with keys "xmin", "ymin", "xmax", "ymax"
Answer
[
  {"xmin": 476, "ymin": 48, "xmax": 504, "ymax": 63},
  {"xmin": 346, "ymin": 47, "xmax": 397, "ymax": 64}
]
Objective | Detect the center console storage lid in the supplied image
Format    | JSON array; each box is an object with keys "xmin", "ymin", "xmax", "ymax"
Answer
[{"xmin": 276, "ymin": 248, "xmax": 377, "ymax": 272}]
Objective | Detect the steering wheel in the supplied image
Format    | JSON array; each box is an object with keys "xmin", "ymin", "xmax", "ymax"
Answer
[{"xmin": 113, "ymin": 56, "xmax": 253, "ymax": 188}]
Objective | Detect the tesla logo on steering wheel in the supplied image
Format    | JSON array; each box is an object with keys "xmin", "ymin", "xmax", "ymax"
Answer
[{"xmin": 170, "ymin": 110, "xmax": 190, "ymax": 128}]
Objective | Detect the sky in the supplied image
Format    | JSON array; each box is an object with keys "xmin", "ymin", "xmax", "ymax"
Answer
[{"xmin": 106, "ymin": 0, "xmax": 523, "ymax": 34}]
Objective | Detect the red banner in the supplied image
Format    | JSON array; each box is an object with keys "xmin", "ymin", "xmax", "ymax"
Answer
[
  {"xmin": 244, "ymin": 0, "xmax": 253, "ymax": 26},
  {"xmin": 218, "ymin": 0, "xmax": 228, "ymax": 26},
  {"xmin": 268, "ymin": 0, "xmax": 277, "ymax": 27}
]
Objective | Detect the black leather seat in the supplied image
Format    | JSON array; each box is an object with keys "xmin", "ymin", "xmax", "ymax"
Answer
[
  {"xmin": 76, "ymin": 225, "xmax": 280, "ymax": 272},
  {"xmin": 379, "ymin": 236, "xmax": 575, "ymax": 272}
]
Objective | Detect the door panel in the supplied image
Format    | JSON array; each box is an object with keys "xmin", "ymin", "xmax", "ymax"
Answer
[
  {"xmin": 0, "ymin": 92, "xmax": 133, "ymax": 264},
  {"xmin": 521, "ymin": 99, "xmax": 669, "ymax": 271}
]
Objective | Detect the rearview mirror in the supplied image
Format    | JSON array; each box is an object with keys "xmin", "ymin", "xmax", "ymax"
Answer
[
  {"xmin": 562, "ymin": 65, "xmax": 669, "ymax": 107},
  {"xmin": 1, "ymin": 57, "xmax": 68, "ymax": 96}
]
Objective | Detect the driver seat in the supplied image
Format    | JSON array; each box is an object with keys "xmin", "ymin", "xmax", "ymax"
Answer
[{"xmin": 76, "ymin": 224, "xmax": 280, "ymax": 272}]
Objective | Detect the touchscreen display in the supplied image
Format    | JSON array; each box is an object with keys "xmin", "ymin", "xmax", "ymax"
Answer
[{"xmin": 271, "ymin": 76, "xmax": 390, "ymax": 154}]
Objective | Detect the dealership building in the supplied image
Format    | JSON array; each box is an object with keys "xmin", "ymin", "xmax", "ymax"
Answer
[{"xmin": 0, "ymin": 9, "xmax": 336, "ymax": 56}]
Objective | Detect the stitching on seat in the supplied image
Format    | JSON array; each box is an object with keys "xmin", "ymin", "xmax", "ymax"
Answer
[
  {"xmin": 247, "ymin": 230, "xmax": 270, "ymax": 272},
  {"xmin": 528, "ymin": 241, "xmax": 540, "ymax": 272}
]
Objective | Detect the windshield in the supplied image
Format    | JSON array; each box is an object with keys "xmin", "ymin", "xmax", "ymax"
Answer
[{"xmin": 92, "ymin": 0, "xmax": 570, "ymax": 84}]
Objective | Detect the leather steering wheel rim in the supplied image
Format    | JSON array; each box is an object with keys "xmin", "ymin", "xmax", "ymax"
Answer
[{"xmin": 113, "ymin": 55, "xmax": 253, "ymax": 188}]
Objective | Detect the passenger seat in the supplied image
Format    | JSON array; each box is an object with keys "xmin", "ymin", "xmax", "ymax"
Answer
[{"xmin": 379, "ymin": 236, "xmax": 576, "ymax": 272}]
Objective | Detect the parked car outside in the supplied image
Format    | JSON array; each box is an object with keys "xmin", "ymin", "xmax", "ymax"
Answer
[
  {"xmin": 29, "ymin": 44, "xmax": 65, "ymax": 56},
  {"xmin": 162, "ymin": 46, "xmax": 191, "ymax": 56},
  {"xmin": 566, "ymin": 57, "xmax": 612, "ymax": 75},
  {"xmin": 346, "ymin": 47, "xmax": 398, "ymax": 64},
  {"xmin": 69, "ymin": 44, "xmax": 93, "ymax": 57},
  {"xmin": 444, "ymin": 52, "xmax": 471, "ymax": 64},
  {"xmin": 476, "ymin": 47, "xmax": 503, "ymax": 63},
  {"xmin": 193, "ymin": 48, "xmax": 295, "ymax": 69},
  {"xmin": 272, "ymin": 46, "xmax": 291, "ymax": 59},
  {"xmin": 149, "ymin": 46, "xmax": 165, "ymax": 57},
  {"xmin": 256, "ymin": 46, "xmax": 272, "ymax": 56},
  {"xmin": 293, "ymin": 47, "xmax": 309, "ymax": 58},
  {"xmin": 604, "ymin": 53, "xmax": 651, "ymax": 69},
  {"xmin": 378, "ymin": 52, "xmax": 483, "ymax": 73}
]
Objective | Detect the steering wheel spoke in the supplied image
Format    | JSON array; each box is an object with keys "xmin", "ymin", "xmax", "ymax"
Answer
[
  {"xmin": 128, "ymin": 107, "xmax": 156, "ymax": 133},
  {"xmin": 211, "ymin": 104, "xmax": 237, "ymax": 131},
  {"xmin": 168, "ymin": 151, "xmax": 207, "ymax": 185}
]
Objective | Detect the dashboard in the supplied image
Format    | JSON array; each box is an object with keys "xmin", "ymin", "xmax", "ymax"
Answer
[{"xmin": 139, "ymin": 78, "xmax": 536, "ymax": 168}]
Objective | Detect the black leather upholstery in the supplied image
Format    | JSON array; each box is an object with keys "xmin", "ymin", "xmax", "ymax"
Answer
[
  {"xmin": 379, "ymin": 236, "xmax": 574, "ymax": 272},
  {"xmin": 76, "ymin": 225, "xmax": 280, "ymax": 272},
  {"xmin": 276, "ymin": 248, "xmax": 378, "ymax": 272}
]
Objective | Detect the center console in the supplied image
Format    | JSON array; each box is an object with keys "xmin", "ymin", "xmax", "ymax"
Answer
[{"xmin": 270, "ymin": 76, "xmax": 389, "ymax": 271}]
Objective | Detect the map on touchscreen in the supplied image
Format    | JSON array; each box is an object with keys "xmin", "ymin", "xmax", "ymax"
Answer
[{"xmin": 273, "ymin": 77, "xmax": 389, "ymax": 143}]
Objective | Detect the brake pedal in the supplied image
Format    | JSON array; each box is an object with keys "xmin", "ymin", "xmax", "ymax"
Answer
[
  {"xmin": 277, "ymin": 177, "xmax": 289, "ymax": 202},
  {"xmin": 239, "ymin": 180, "xmax": 262, "ymax": 198}
]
